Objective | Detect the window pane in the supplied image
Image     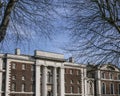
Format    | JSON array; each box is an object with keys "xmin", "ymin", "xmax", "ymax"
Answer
[
  {"xmin": 110, "ymin": 83, "xmax": 114, "ymax": 94},
  {"xmin": 102, "ymin": 83, "xmax": 105, "ymax": 94},
  {"xmin": 119, "ymin": 84, "xmax": 120, "ymax": 94}
]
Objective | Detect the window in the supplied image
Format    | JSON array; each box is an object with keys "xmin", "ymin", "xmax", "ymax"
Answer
[
  {"xmin": 64, "ymin": 69, "xmax": 66, "ymax": 73},
  {"xmin": 110, "ymin": 83, "xmax": 114, "ymax": 94},
  {"xmin": 31, "ymin": 73, "xmax": 35, "ymax": 81},
  {"xmin": 11, "ymin": 83, "xmax": 16, "ymax": 91},
  {"xmin": 21, "ymin": 84, "xmax": 25, "ymax": 92},
  {"xmin": 22, "ymin": 64, "xmax": 26, "ymax": 70},
  {"xmin": 119, "ymin": 84, "xmax": 120, "ymax": 94},
  {"xmin": 31, "ymin": 85, "xmax": 34, "ymax": 92},
  {"xmin": 70, "ymin": 69, "xmax": 73, "ymax": 74},
  {"xmin": 77, "ymin": 70, "xmax": 80, "ymax": 75},
  {"xmin": 31, "ymin": 65, "xmax": 34, "ymax": 71},
  {"xmin": 102, "ymin": 83, "xmax": 106, "ymax": 94},
  {"xmin": 118, "ymin": 74, "xmax": 120, "ymax": 80},
  {"xmin": 78, "ymin": 87, "xmax": 80, "ymax": 93},
  {"xmin": 70, "ymin": 80, "xmax": 73, "ymax": 84},
  {"xmin": 65, "ymin": 79, "xmax": 66, "ymax": 83},
  {"xmin": 47, "ymin": 72, "xmax": 51, "ymax": 83},
  {"xmin": 110, "ymin": 73, "xmax": 113, "ymax": 79},
  {"xmin": 22, "ymin": 76, "xmax": 25, "ymax": 80},
  {"xmin": 12, "ymin": 63, "xmax": 16, "ymax": 69},
  {"xmin": 77, "ymin": 80, "xmax": 80, "ymax": 84},
  {"xmin": 102, "ymin": 72, "xmax": 105, "ymax": 79},
  {"xmin": 12, "ymin": 75, "xmax": 16, "ymax": 80},
  {"xmin": 70, "ymin": 86, "xmax": 74, "ymax": 93}
]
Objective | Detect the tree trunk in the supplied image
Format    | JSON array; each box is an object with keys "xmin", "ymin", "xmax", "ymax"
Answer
[{"xmin": 0, "ymin": 0, "xmax": 17, "ymax": 42}]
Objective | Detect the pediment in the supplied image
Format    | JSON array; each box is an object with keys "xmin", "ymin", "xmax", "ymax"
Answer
[{"xmin": 99, "ymin": 64, "xmax": 120, "ymax": 72}]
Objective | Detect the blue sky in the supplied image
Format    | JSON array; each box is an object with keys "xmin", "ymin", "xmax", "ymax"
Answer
[
  {"xmin": 0, "ymin": 2, "xmax": 72, "ymax": 59},
  {"xmin": 0, "ymin": 19, "xmax": 71, "ymax": 59}
]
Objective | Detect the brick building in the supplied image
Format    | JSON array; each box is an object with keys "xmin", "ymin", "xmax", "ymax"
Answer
[{"xmin": 0, "ymin": 49, "xmax": 120, "ymax": 96}]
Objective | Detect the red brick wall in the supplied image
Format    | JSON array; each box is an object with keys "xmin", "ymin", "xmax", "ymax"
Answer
[
  {"xmin": 101, "ymin": 70, "xmax": 120, "ymax": 96},
  {"xmin": 65, "ymin": 68, "xmax": 82, "ymax": 94},
  {"xmin": 9, "ymin": 62, "xmax": 35, "ymax": 96}
]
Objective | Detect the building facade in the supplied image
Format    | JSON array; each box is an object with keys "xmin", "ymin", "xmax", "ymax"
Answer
[{"xmin": 0, "ymin": 49, "xmax": 120, "ymax": 96}]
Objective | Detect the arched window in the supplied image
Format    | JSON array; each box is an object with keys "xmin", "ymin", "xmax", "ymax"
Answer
[
  {"xmin": 89, "ymin": 82, "xmax": 93, "ymax": 94},
  {"xmin": 110, "ymin": 83, "xmax": 114, "ymax": 94},
  {"xmin": 102, "ymin": 83, "xmax": 106, "ymax": 94}
]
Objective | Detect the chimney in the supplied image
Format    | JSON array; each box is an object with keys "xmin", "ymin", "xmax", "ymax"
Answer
[
  {"xmin": 69, "ymin": 57, "xmax": 74, "ymax": 63},
  {"xmin": 15, "ymin": 48, "xmax": 20, "ymax": 55}
]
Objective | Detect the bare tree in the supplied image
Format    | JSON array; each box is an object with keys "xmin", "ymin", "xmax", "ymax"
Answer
[
  {"xmin": 0, "ymin": 0, "xmax": 55, "ymax": 43},
  {"xmin": 64, "ymin": 0, "xmax": 120, "ymax": 65}
]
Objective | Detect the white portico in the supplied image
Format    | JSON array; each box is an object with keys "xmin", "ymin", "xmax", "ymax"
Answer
[{"xmin": 35, "ymin": 50, "xmax": 65, "ymax": 96}]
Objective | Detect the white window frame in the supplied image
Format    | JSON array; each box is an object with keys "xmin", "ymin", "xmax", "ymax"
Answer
[
  {"xmin": 70, "ymin": 86, "xmax": 74, "ymax": 93},
  {"xmin": 12, "ymin": 63, "xmax": 16, "ymax": 69},
  {"xmin": 21, "ymin": 84, "xmax": 25, "ymax": 92},
  {"xmin": 12, "ymin": 75, "xmax": 16, "ymax": 80},
  {"xmin": 70, "ymin": 69, "xmax": 73, "ymax": 74},
  {"xmin": 78, "ymin": 87, "xmax": 80, "ymax": 93},
  {"xmin": 22, "ymin": 76, "xmax": 25, "ymax": 80},
  {"xmin": 12, "ymin": 83, "xmax": 16, "ymax": 91},
  {"xmin": 22, "ymin": 64, "xmax": 26, "ymax": 70}
]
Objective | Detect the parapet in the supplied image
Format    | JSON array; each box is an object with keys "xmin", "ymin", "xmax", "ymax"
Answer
[{"xmin": 34, "ymin": 50, "xmax": 65, "ymax": 62}]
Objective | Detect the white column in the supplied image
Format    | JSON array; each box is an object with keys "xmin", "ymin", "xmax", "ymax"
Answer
[
  {"xmin": 53, "ymin": 67, "xmax": 57, "ymax": 96},
  {"xmin": 97, "ymin": 70, "xmax": 101, "ymax": 96},
  {"xmin": 59, "ymin": 67, "xmax": 65, "ymax": 96},
  {"xmin": 5, "ymin": 60, "xmax": 10, "ymax": 96},
  {"xmin": 35, "ymin": 60, "xmax": 41, "ymax": 96},
  {"xmin": 84, "ymin": 68, "xmax": 87, "ymax": 96},
  {"xmin": 82, "ymin": 68, "xmax": 87, "ymax": 96},
  {"xmin": 42, "ymin": 66, "xmax": 47, "ymax": 96}
]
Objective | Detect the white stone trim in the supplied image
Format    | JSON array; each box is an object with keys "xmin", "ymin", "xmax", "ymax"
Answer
[
  {"xmin": 42, "ymin": 66, "xmax": 47, "ymax": 96},
  {"xmin": 81, "ymin": 68, "xmax": 84, "ymax": 96},
  {"xmin": 5, "ymin": 60, "xmax": 11, "ymax": 96},
  {"xmin": 97, "ymin": 70, "xmax": 101, "ymax": 96},
  {"xmin": 53, "ymin": 67, "xmax": 57, "ymax": 96},
  {"xmin": 35, "ymin": 60, "xmax": 41, "ymax": 96},
  {"xmin": 59, "ymin": 67, "xmax": 65, "ymax": 96}
]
